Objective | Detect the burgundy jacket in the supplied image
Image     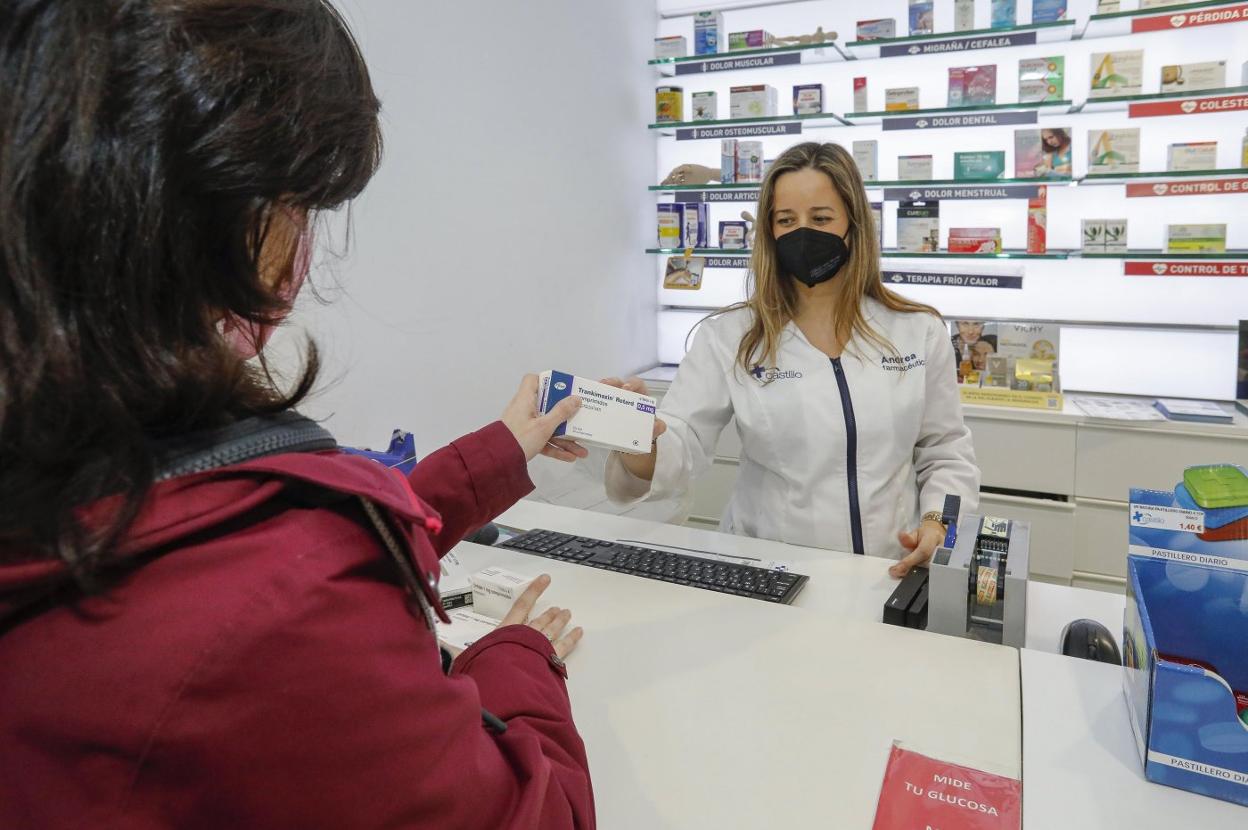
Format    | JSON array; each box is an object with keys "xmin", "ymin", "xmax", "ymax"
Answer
[{"xmin": 0, "ymin": 421, "xmax": 595, "ymax": 828}]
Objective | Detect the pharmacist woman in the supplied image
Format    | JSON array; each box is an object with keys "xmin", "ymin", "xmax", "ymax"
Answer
[{"xmin": 605, "ymin": 141, "xmax": 979, "ymax": 578}]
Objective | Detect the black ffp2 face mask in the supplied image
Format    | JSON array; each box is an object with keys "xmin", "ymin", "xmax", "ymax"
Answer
[{"xmin": 775, "ymin": 226, "xmax": 850, "ymax": 288}]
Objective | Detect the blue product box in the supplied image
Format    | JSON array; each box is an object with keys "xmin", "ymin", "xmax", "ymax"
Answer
[
  {"xmin": 991, "ymin": 0, "xmax": 1016, "ymax": 28},
  {"xmin": 1032, "ymin": 0, "xmax": 1067, "ymax": 22},
  {"xmin": 908, "ymin": 1, "xmax": 934, "ymax": 36},
  {"xmin": 693, "ymin": 11, "xmax": 723, "ymax": 56},
  {"xmin": 681, "ymin": 202, "xmax": 709, "ymax": 248},
  {"xmin": 1123, "ymin": 555, "xmax": 1248, "ymax": 806}
]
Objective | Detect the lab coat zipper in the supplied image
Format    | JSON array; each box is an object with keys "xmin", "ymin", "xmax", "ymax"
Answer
[{"xmin": 830, "ymin": 358, "xmax": 865, "ymax": 555}]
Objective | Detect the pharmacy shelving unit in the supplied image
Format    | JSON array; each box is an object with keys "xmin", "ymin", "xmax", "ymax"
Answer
[{"xmin": 648, "ymin": 1, "xmax": 1248, "ymax": 588}]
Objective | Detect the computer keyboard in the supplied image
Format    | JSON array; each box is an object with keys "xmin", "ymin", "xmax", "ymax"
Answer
[{"xmin": 498, "ymin": 529, "xmax": 809, "ymax": 604}]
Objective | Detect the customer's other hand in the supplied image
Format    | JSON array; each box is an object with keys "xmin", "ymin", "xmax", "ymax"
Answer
[
  {"xmin": 501, "ymin": 574, "xmax": 583, "ymax": 660},
  {"xmin": 501, "ymin": 374, "xmax": 589, "ymax": 463}
]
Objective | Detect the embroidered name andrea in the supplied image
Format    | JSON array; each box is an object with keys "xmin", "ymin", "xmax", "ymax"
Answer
[{"xmin": 880, "ymin": 353, "xmax": 925, "ymax": 372}]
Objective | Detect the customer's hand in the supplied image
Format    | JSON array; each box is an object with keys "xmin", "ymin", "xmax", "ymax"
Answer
[
  {"xmin": 501, "ymin": 374, "xmax": 590, "ymax": 463},
  {"xmin": 889, "ymin": 521, "xmax": 946, "ymax": 578},
  {"xmin": 501, "ymin": 574, "xmax": 583, "ymax": 660},
  {"xmin": 600, "ymin": 377, "xmax": 667, "ymax": 481}
]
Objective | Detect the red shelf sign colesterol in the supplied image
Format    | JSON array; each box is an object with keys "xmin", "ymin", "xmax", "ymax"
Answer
[
  {"xmin": 1132, "ymin": 4, "xmax": 1248, "ymax": 33},
  {"xmin": 872, "ymin": 743, "xmax": 1021, "ymax": 830},
  {"xmin": 1129, "ymin": 93, "xmax": 1248, "ymax": 118}
]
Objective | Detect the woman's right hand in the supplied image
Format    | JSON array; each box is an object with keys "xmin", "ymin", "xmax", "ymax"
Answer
[
  {"xmin": 600, "ymin": 377, "xmax": 667, "ymax": 481},
  {"xmin": 501, "ymin": 574, "xmax": 583, "ymax": 660}
]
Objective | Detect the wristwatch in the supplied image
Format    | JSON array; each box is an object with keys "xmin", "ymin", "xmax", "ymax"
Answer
[{"xmin": 921, "ymin": 510, "xmax": 947, "ymax": 531}]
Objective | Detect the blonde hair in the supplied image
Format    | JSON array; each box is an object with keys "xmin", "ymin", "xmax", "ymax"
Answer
[{"xmin": 713, "ymin": 142, "xmax": 939, "ymax": 375}]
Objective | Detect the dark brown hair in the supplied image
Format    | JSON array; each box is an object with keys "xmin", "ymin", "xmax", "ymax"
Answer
[{"xmin": 0, "ymin": 0, "xmax": 382, "ymax": 582}]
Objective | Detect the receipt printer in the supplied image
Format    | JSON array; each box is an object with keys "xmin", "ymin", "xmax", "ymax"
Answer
[{"xmin": 927, "ymin": 509, "xmax": 1031, "ymax": 648}]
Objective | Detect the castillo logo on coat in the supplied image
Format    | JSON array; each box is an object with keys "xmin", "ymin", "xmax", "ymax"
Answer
[{"xmin": 751, "ymin": 365, "xmax": 803, "ymax": 382}]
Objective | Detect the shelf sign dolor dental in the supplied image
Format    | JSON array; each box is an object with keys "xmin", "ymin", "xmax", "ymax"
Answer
[{"xmin": 883, "ymin": 110, "xmax": 1038, "ymax": 131}]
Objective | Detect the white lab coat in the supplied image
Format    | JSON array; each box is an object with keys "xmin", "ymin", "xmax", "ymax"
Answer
[{"xmin": 606, "ymin": 298, "xmax": 980, "ymax": 560}]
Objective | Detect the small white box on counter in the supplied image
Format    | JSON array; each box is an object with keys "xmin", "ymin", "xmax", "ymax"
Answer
[
  {"xmin": 435, "ymin": 608, "xmax": 501, "ymax": 656},
  {"xmin": 470, "ymin": 567, "xmax": 538, "ymax": 620},
  {"xmin": 538, "ymin": 371, "xmax": 657, "ymax": 454}
]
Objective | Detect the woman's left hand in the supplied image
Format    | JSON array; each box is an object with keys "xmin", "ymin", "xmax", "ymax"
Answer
[{"xmin": 890, "ymin": 520, "xmax": 946, "ymax": 579}]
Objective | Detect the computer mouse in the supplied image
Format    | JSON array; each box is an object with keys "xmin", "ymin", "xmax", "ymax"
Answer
[{"xmin": 1060, "ymin": 619, "xmax": 1122, "ymax": 665}]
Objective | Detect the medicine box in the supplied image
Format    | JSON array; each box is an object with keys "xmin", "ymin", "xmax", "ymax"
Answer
[
  {"xmin": 853, "ymin": 140, "xmax": 879, "ymax": 182},
  {"xmin": 853, "ymin": 77, "xmax": 868, "ymax": 113},
  {"xmin": 654, "ymin": 36, "xmax": 687, "ymax": 60},
  {"xmin": 948, "ymin": 228, "xmax": 1002, "ymax": 254},
  {"xmin": 898, "ymin": 155, "xmax": 934, "ymax": 181},
  {"xmin": 990, "ymin": 0, "xmax": 1016, "ymax": 28},
  {"xmin": 1088, "ymin": 128, "xmax": 1140, "ymax": 174},
  {"xmin": 870, "ymin": 202, "xmax": 884, "ymax": 248},
  {"xmin": 691, "ymin": 91, "xmax": 717, "ymax": 121},
  {"xmin": 537, "ymin": 371, "xmax": 658, "ymax": 454},
  {"xmin": 657, "ymin": 204, "xmax": 682, "ymax": 247},
  {"xmin": 1018, "ymin": 57, "xmax": 1064, "ymax": 103},
  {"xmin": 1167, "ymin": 142, "xmax": 1218, "ymax": 172},
  {"xmin": 897, "ymin": 201, "xmax": 940, "ymax": 252},
  {"xmin": 736, "ymin": 140, "xmax": 764, "ymax": 183},
  {"xmin": 1090, "ymin": 50, "xmax": 1144, "ymax": 98},
  {"xmin": 1166, "ymin": 224, "xmax": 1227, "ymax": 253},
  {"xmin": 793, "ymin": 84, "xmax": 824, "ymax": 115},
  {"xmin": 856, "ymin": 18, "xmax": 897, "ymax": 40},
  {"xmin": 949, "ymin": 65, "xmax": 998, "ymax": 107},
  {"xmin": 469, "ymin": 567, "xmax": 537, "ymax": 621},
  {"xmin": 1161, "ymin": 61, "xmax": 1227, "ymax": 94},
  {"xmin": 1082, "ymin": 219, "xmax": 1105, "ymax": 251},
  {"xmin": 909, "ymin": 0, "xmax": 934, "ymax": 35},
  {"xmin": 1027, "ymin": 192, "xmax": 1047, "ymax": 254},
  {"xmin": 997, "ymin": 322, "xmax": 1058, "ymax": 361},
  {"xmin": 1103, "ymin": 219, "xmax": 1127, "ymax": 253},
  {"xmin": 435, "ymin": 608, "xmax": 501, "ymax": 656},
  {"xmin": 954, "ymin": 0, "xmax": 975, "ymax": 32},
  {"xmin": 721, "ymin": 139, "xmax": 737, "ymax": 183},
  {"xmin": 729, "ymin": 29, "xmax": 772, "ymax": 50},
  {"xmin": 1032, "ymin": 0, "xmax": 1067, "ymax": 22},
  {"xmin": 655, "ymin": 86, "xmax": 683, "ymax": 123},
  {"xmin": 682, "ymin": 203, "xmax": 709, "ymax": 248},
  {"xmin": 729, "ymin": 84, "xmax": 777, "ymax": 119},
  {"xmin": 955, "ymin": 151, "xmax": 1005, "ymax": 180},
  {"xmin": 719, "ymin": 221, "xmax": 747, "ymax": 249},
  {"xmin": 693, "ymin": 11, "xmax": 723, "ymax": 55},
  {"xmin": 885, "ymin": 87, "xmax": 920, "ymax": 111}
]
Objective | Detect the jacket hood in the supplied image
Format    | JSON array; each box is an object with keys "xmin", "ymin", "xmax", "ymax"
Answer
[{"xmin": 0, "ymin": 450, "xmax": 443, "ymax": 626}]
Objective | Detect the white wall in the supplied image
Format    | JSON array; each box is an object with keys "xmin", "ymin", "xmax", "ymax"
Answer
[{"xmin": 277, "ymin": 1, "xmax": 658, "ymax": 452}]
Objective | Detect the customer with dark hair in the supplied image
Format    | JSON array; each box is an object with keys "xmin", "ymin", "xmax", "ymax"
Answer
[{"xmin": 0, "ymin": 2, "xmax": 594, "ymax": 827}]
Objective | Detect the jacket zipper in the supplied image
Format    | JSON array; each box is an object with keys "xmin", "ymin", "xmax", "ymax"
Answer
[{"xmin": 830, "ymin": 358, "xmax": 865, "ymax": 555}]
